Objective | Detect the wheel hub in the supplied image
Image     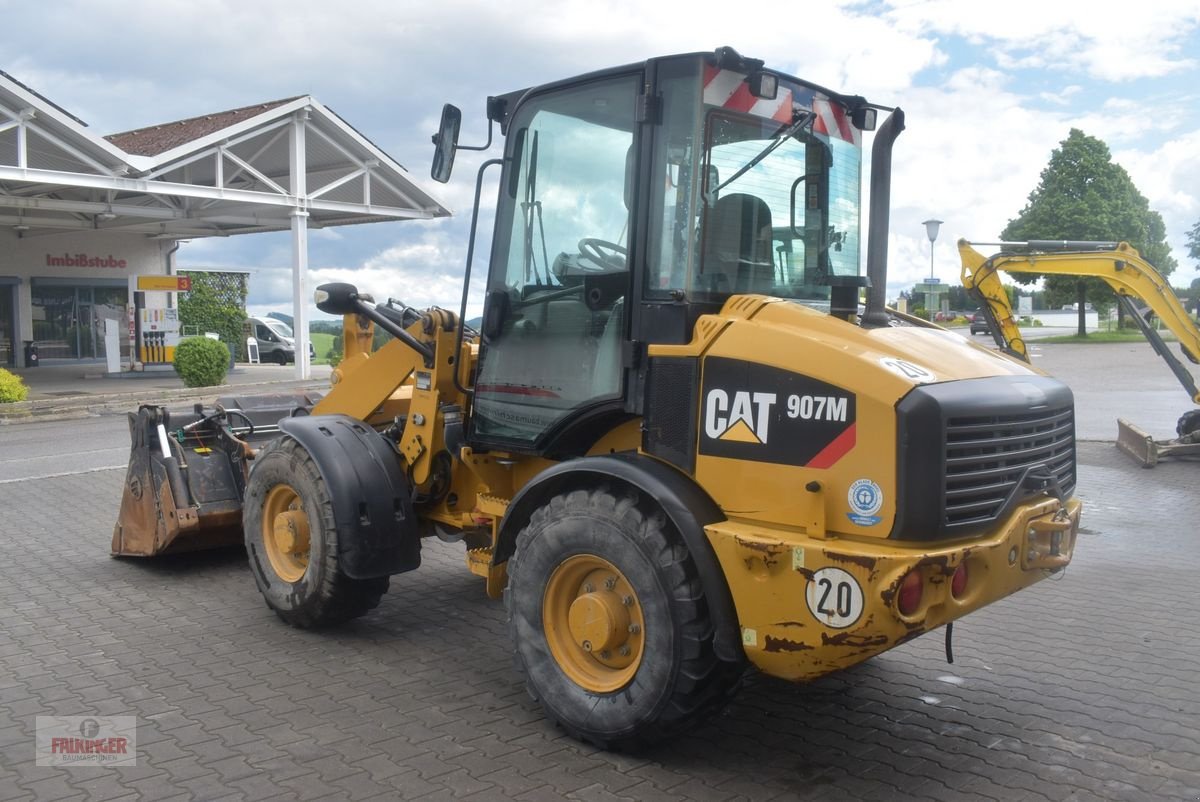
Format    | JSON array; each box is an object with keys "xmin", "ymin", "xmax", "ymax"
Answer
[
  {"xmin": 567, "ymin": 591, "xmax": 629, "ymax": 654},
  {"xmin": 261, "ymin": 484, "xmax": 310, "ymax": 583},
  {"xmin": 543, "ymin": 555, "xmax": 645, "ymax": 692},
  {"xmin": 273, "ymin": 510, "xmax": 309, "ymax": 554}
]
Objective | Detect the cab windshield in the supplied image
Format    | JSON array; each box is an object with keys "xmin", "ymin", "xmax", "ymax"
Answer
[{"xmin": 647, "ymin": 62, "xmax": 864, "ymax": 305}]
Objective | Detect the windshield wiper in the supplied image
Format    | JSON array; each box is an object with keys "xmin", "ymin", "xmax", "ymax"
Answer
[{"xmin": 705, "ymin": 110, "xmax": 816, "ymax": 206}]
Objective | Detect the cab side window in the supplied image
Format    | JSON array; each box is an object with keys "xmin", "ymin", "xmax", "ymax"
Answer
[{"xmin": 472, "ymin": 75, "xmax": 639, "ymax": 447}]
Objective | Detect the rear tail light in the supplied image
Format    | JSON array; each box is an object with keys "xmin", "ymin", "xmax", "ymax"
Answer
[
  {"xmin": 951, "ymin": 562, "xmax": 969, "ymax": 598},
  {"xmin": 897, "ymin": 569, "xmax": 923, "ymax": 616}
]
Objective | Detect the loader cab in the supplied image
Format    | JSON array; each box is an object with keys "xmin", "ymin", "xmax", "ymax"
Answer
[{"xmin": 460, "ymin": 49, "xmax": 873, "ymax": 455}]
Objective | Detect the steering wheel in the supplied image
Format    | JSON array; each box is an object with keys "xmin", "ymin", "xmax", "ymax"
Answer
[{"xmin": 578, "ymin": 238, "xmax": 628, "ymax": 271}]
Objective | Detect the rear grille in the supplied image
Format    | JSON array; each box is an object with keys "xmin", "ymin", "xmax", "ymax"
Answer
[{"xmin": 943, "ymin": 406, "xmax": 1075, "ymax": 526}]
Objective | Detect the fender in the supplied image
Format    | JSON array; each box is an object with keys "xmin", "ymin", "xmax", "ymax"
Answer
[
  {"xmin": 494, "ymin": 453, "xmax": 743, "ymax": 664},
  {"xmin": 276, "ymin": 415, "xmax": 420, "ymax": 579}
]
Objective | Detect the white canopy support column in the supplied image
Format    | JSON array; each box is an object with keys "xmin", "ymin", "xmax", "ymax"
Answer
[
  {"xmin": 291, "ymin": 209, "xmax": 309, "ymax": 379},
  {"xmin": 290, "ymin": 110, "xmax": 310, "ymax": 380}
]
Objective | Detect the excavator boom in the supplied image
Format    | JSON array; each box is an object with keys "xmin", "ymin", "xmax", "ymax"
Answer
[{"xmin": 958, "ymin": 239, "xmax": 1200, "ymax": 465}]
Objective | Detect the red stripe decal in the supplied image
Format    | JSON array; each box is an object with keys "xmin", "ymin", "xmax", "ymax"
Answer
[
  {"xmin": 724, "ymin": 82, "xmax": 757, "ymax": 113},
  {"xmin": 805, "ymin": 422, "xmax": 857, "ymax": 469},
  {"xmin": 473, "ymin": 383, "xmax": 560, "ymax": 399},
  {"xmin": 772, "ymin": 91, "xmax": 793, "ymax": 123},
  {"xmin": 703, "ymin": 63, "xmax": 720, "ymax": 87},
  {"xmin": 831, "ymin": 105, "xmax": 854, "ymax": 142}
]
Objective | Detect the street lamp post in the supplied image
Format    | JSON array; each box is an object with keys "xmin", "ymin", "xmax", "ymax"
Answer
[
  {"xmin": 921, "ymin": 219, "xmax": 943, "ymax": 318},
  {"xmin": 922, "ymin": 219, "xmax": 943, "ymax": 280}
]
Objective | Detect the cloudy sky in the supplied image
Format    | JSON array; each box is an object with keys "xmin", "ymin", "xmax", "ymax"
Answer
[{"xmin": 5, "ymin": 0, "xmax": 1200, "ymax": 318}]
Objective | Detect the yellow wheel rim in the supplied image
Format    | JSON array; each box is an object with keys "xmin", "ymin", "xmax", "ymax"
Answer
[
  {"xmin": 543, "ymin": 554, "xmax": 645, "ymax": 693},
  {"xmin": 261, "ymin": 484, "xmax": 310, "ymax": 583}
]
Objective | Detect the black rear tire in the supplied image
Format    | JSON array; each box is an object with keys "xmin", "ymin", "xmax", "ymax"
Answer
[
  {"xmin": 505, "ymin": 487, "xmax": 742, "ymax": 750},
  {"xmin": 244, "ymin": 437, "xmax": 388, "ymax": 628}
]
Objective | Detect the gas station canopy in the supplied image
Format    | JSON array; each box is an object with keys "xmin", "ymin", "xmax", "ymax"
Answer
[{"xmin": 0, "ymin": 71, "xmax": 452, "ymax": 376}]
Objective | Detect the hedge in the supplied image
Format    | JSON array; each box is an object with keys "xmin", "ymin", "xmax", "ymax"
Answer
[
  {"xmin": 0, "ymin": 367, "xmax": 28, "ymax": 403},
  {"xmin": 173, "ymin": 336, "xmax": 231, "ymax": 388}
]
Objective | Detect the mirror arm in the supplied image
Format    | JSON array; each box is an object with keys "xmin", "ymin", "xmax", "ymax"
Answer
[{"xmin": 455, "ymin": 119, "xmax": 494, "ymax": 152}]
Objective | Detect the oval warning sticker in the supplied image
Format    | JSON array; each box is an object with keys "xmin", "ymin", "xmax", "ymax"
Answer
[{"xmin": 805, "ymin": 567, "xmax": 864, "ymax": 629}]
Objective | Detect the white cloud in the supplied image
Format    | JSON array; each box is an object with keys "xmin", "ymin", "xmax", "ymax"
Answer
[{"xmin": 885, "ymin": 0, "xmax": 1200, "ymax": 81}]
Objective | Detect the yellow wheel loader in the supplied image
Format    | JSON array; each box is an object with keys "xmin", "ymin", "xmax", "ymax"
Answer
[
  {"xmin": 959, "ymin": 239, "xmax": 1200, "ymax": 466},
  {"xmin": 114, "ymin": 47, "xmax": 1083, "ymax": 750}
]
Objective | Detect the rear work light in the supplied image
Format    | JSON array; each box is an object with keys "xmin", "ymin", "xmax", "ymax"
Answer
[
  {"xmin": 897, "ymin": 569, "xmax": 923, "ymax": 616},
  {"xmin": 951, "ymin": 562, "xmax": 969, "ymax": 598}
]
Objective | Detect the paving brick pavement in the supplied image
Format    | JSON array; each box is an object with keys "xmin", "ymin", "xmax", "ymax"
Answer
[{"xmin": 0, "ymin": 442, "xmax": 1198, "ymax": 801}]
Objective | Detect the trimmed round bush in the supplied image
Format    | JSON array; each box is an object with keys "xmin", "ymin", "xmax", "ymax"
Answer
[
  {"xmin": 173, "ymin": 336, "xmax": 231, "ymax": 388},
  {"xmin": 0, "ymin": 368, "xmax": 28, "ymax": 403}
]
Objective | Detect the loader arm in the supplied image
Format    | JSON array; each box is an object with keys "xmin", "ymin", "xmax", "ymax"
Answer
[
  {"xmin": 959, "ymin": 239, "xmax": 1200, "ymax": 404},
  {"xmin": 314, "ymin": 303, "xmax": 471, "ymax": 488}
]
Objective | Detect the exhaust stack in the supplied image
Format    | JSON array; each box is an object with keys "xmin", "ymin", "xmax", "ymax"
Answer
[{"xmin": 861, "ymin": 108, "xmax": 906, "ymax": 328}]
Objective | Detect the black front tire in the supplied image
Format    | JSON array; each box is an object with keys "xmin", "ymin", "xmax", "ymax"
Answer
[
  {"xmin": 505, "ymin": 487, "xmax": 741, "ymax": 750},
  {"xmin": 244, "ymin": 437, "xmax": 388, "ymax": 628}
]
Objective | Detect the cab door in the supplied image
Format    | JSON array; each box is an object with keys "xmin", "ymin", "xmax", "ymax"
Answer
[{"xmin": 470, "ymin": 73, "xmax": 641, "ymax": 454}]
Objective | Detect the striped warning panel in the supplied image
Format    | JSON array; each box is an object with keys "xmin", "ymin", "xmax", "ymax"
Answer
[
  {"xmin": 702, "ymin": 65, "xmax": 859, "ymax": 146},
  {"xmin": 812, "ymin": 98, "xmax": 860, "ymax": 146}
]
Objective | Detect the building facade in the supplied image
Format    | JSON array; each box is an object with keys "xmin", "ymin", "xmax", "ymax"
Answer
[{"xmin": 0, "ymin": 229, "xmax": 173, "ymax": 364}]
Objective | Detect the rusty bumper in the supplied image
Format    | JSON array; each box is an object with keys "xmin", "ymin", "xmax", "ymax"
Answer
[{"xmin": 705, "ymin": 496, "xmax": 1082, "ymax": 682}]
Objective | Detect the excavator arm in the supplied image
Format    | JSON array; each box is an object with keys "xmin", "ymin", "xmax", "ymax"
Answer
[
  {"xmin": 959, "ymin": 239, "xmax": 1200, "ymax": 403},
  {"xmin": 958, "ymin": 239, "xmax": 1200, "ymax": 466}
]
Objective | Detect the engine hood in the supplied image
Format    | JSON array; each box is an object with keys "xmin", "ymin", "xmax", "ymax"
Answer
[
  {"xmin": 712, "ymin": 298, "xmax": 1039, "ymax": 408},
  {"xmin": 656, "ymin": 296, "xmax": 1061, "ymax": 539}
]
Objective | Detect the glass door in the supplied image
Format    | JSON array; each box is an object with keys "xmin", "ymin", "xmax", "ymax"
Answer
[
  {"xmin": 93, "ymin": 287, "xmax": 130, "ymax": 359},
  {"xmin": 77, "ymin": 288, "xmax": 96, "ymax": 359}
]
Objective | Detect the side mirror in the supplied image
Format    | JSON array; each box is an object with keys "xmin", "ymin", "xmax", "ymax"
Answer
[
  {"xmin": 431, "ymin": 104, "xmax": 462, "ymax": 183},
  {"xmin": 314, "ymin": 282, "xmax": 362, "ymax": 316},
  {"xmin": 851, "ymin": 106, "xmax": 877, "ymax": 132}
]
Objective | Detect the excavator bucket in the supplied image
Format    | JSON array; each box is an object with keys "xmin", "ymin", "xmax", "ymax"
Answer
[{"xmin": 112, "ymin": 394, "xmax": 320, "ymax": 557}]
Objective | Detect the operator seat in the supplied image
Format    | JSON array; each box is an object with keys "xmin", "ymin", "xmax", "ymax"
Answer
[{"xmin": 701, "ymin": 193, "xmax": 776, "ymax": 293}]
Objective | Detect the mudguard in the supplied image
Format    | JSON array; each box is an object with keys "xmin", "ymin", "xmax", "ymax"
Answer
[
  {"xmin": 494, "ymin": 453, "xmax": 743, "ymax": 664},
  {"xmin": 276, "ymin": 415, "xmax": 420, "ymax": 579}
]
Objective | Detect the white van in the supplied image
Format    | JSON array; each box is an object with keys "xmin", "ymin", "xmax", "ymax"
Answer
[{"xmin": 246, "ymin": 317, "xmax": 314, "ymax": 364}]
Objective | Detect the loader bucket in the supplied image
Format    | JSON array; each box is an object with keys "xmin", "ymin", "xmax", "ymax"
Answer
[{"xmin": 112, "ymin": 394, "xmax": 320, "ymax": 557}]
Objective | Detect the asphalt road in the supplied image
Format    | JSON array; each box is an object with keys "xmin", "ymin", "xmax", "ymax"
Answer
[{"xmin": 0, "ymin": 416, "xmax": 130, "ymax": 483}]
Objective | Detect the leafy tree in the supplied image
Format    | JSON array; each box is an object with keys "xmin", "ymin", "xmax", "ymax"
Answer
[
  {"xmin": 1001, "ymin": 129, "xmax": 1176, "ymax": 335},
  {"xmin": 1187, "ymin": 220, "xmax": 1200, "ymax": 265}
]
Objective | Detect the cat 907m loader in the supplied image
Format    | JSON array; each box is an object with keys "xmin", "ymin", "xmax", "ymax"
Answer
[{"xmin": 114, "ymin": 47, "xmax": 1082, "ymax": 749}]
